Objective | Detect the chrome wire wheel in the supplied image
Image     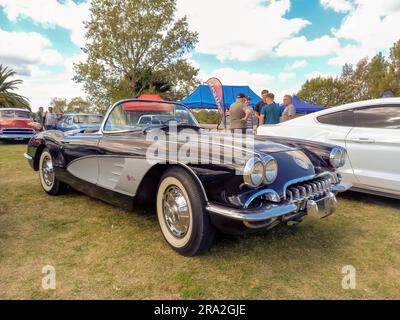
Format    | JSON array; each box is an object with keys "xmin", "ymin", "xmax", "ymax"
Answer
[
  {"xmin": 41, "ymin": 155, "xmax": 55, "ymax": 187},
  {"xmin": 162, "ymin": 185, "xmax": 190, "ymax": 238}
]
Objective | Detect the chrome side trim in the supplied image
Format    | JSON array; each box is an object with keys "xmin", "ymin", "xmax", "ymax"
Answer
[
  {"xmin": 206, "ymin": 203, "xmax": 297, "ymax": 222},
  {"xmin": 23, "ymin": 153, "xmax": 33, "ymax": 160},
  {"xmin": 64, "ymin": 155, "xmax": 209, "ymax": 202},
  {"xmin": 178, "ymin": 163, "xmax": 209, "ymax": 202}
]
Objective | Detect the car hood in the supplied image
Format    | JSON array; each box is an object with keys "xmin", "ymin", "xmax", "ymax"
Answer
[
  {"xmin": 198, "ymin": 130, "xmax": 298, "ymax": 155},
  {"xmin": 0, "ymin": 118, "xmax": 37, "ymax": 129}
]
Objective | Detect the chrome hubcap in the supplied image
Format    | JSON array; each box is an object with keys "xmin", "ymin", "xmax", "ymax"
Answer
[
  {"xmin": 162, "ymin": 185, "xmax": 190, "ymax": 238},
  {"xmin": 42, "ymin": 155, "xmax": 54, "ymax": 187}
]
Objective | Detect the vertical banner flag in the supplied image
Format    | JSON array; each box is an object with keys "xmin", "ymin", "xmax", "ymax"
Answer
[{"xmin": 206, "ymin": 77, "xmax": 226, "ymax": 129}]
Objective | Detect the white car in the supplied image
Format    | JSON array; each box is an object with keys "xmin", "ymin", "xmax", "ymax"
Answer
[{"xmin": 257, "ymin": 98, "xmax": 400, "ymax": 199}]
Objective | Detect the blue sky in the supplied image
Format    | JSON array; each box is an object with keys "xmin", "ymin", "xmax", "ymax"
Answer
[{"xmin": 1, "ymin": 0, "xmax": 399, "ymax": 109}]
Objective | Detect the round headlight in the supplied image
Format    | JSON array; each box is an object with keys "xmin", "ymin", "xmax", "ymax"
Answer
[
  {"xmin": 329, "ymin": 147, "xmax": 346, "ymax": 168},
  {"xmin": 262, "ymin": 155, "xmax": 278, "ymax": 184},
  {"xmin": 243, "ymin": 157, "xmax": 264, "ymax": 188}
]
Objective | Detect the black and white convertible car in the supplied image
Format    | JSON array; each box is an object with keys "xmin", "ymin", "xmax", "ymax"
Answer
[{"xmin": 25, "ymin": 99, "xmax": 349, "ymax": 256}]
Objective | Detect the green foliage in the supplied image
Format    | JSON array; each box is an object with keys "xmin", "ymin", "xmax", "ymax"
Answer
[
  {"xmin": 49, "ymin": 97, "xmax": 95, "ymax": 114},
  {"xmin": 73, "ymin": 0, "xmax": 200, "ymax": 112},
  {"xmin": 193, "ymin": 110, "xmax": 220, "ymax": 124},
  {"xmin": 298, "ymin": 40, "xmax": 400, "ymax": 107},
  {"xmin": 0, "ymin": 64, "xmax": 30, "ymax": 110},
  {"xmin": 297, "ymin": 77, "xmax": 348, "ymax": 107}
]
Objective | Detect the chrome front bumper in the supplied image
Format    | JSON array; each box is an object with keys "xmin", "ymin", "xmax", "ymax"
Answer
[
  {"xmin": 24, "ymin": 153, "xmax": 33, "ymax": 160},
  {"xmin": 207, "ymin": 181, "xmax": 349, "ymax": 224},
  {"xmin": 0, "ymin": 134, "xmax": 35, "ymax": 140}
]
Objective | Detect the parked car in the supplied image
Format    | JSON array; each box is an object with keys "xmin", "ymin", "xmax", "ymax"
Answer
[
  {"xmin": 257, "ymin": 98, "xmax": 400, "ymax": 199},
  {"xmin": 25, "ymin": 99, "xmax": 349, "ymax": 256},
  {"xmin": 56, "ymin": 113, "xmax": 103, "ymax": 132},
  {"xmin": 0, "ymin": 108, "xmax": 41, "ymax": 141}
]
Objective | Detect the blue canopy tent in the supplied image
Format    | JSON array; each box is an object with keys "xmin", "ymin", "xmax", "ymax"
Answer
[
  {"xmin": 180, "ymin": 84, "xmax": 325, "ymax": 114},
  {"xmin": 180, "ymin": 85, "xmax": 262, "ymax": 109},
  {"xmin": 288, "ymin": 95, "xmax": 326, "ymax": 114}
]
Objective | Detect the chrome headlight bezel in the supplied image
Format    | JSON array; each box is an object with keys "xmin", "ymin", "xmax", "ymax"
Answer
[
  {"xmin": 329, "ymin": 147, "xmax": 347, "ymax": 168},
  {"xmin": 243, "ymin": 157, "xmax": 264, "ymax": 188},
  {"xmin": 262, "ymin": 155, "xmax": 278, "ymax": 184}
]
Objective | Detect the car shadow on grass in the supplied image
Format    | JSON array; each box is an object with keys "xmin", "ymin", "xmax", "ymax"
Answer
[
  {"xmin": 338, "ymin": 191, "xmax": 400, "ymax": 210},
  {"xmin": 65, "ymin": 188, "xmax": 353, "ymax": 259}
]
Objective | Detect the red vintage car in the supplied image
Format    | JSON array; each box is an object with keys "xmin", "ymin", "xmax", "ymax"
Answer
[{"xmin": 0, "ymin": 108, "xmax": 41, "ymax": 141}]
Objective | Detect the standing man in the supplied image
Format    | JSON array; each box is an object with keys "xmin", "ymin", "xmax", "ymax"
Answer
[
  {"xmin": 254, "ymin": 90, "xmax": 269, "ymax": 127},
  {"xmin": 260, "ymin": 93, "xmax": 281, "ymax": 125},
  {"xmin": 244, "ymin": 96, "xmax": 254, "ymax": 130},
  {"xmin": 45, "ymin": 107, "xmax": 58, "ymax": 130},
  {"xmin": 281, "ymin": 95, "xmax": 296, "ymax": 122},
  {"xmin": 229, "ymin": 93, "xmax": 251, "ymax": 134},
  {"xmin": 35, "ymin": 107, "xmax": 45, "ymax": 130}
]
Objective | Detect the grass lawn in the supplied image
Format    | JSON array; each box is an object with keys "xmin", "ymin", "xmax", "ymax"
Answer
[{"xmin": 0, "ymin": 142, "xmax": 399, "ymax": 299}]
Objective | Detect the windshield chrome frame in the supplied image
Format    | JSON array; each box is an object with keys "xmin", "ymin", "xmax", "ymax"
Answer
[{"xmin": 100, "ymin": 99, "xmax": 200, "ymax": 134}]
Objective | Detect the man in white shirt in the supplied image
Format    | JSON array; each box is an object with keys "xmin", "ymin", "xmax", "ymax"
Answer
[
  {"xmin": 45, "ymin": 107, "xmax": 58, "ymax": 130},
  {"xmin": 281, "ymin": 95, "xmax": 296, "ymax": 122}
]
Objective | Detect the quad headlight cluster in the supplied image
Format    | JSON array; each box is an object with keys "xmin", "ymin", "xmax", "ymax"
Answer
[
  {"xmin": 243, "ymin": 155, "xmax": 278, "ymax": 188},
  {"xmin": 329, "ymin": 147, "xmax": 347, "ymax": 168}
]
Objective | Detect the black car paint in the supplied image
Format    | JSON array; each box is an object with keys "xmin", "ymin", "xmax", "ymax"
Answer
[{"xmin": 26, "ymin": 102, "xmax": 339, "ymax": 234}]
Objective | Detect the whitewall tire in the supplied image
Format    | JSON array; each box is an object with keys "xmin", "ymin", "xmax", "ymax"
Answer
[
  {"xmin": 156, "ymin": 167, "xmax": 215, "ymax": 256},
  {"xmin": 39, "ymin": 148, "xmax": 67, "ymax": 195}
]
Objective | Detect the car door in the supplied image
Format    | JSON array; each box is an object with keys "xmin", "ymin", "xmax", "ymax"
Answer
[
  {"xmin": 345, "ymin": 104, "xmax": 400, "ymax": 193},
  {"xmin": 62, "ymin": 130, "xmax": 103, "ymax": 185},
  {"xmin": 97, "ymin": 103, "xmax": 154, "ymax": 197},
  {"xmin": 314, "ymin": 110, "xmax": 356, "ymax": 184}
]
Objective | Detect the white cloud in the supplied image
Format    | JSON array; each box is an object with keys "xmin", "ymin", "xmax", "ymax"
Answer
[
  {"xmin": 306, "ymin": 71, "xmax": 337, "ymax": 80},
  {"xmin": 201, "ymin": 68, "xmax": 274, "ymax": 95},
  {"xmin": 320, "ymin": 0, "xmax": 353, "ymax": 13},
  {"xmin": 285, "ymin": 59, "xmax": 308, "ymax": 70},
  {"xmin": 279, "ymin": 72, "xmax": 295, "ymax": 82},
  {"xmin": 19, "ymin": 54, "xmax": 87, "ymax": 110},
  {"xmin": 177, "ymin": 0, "xmax": 310, "ymax": 61},
  {"xmin": 0, "ymin": 0, "xmax": 90, "ymax": 47},
  {"xmin": 275, "ymin": 35, "xmax": 340, "ymax": 57},
  {"xmin": 329, "ymin": 0, "xmax": 400, "ymax": 65},
  {"xmin": 0, "ymin": 27, "xmax": 63, "ymax": 75},
  {"xmin": 328, "ymin": 44, "xmax": 375, "ymax": 65}
]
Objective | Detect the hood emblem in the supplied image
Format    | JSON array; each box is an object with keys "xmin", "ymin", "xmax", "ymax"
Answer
[{"xmin": 294, "ymin": 157, "xmax": 310, "ymax": 170}]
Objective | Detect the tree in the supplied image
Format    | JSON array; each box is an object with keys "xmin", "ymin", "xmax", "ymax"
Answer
[
  {"xmin": 0, "ymin": 64, "xmax": 30, "ymax": 110},
  {"xmin": 74, "ymin": 0, "xmax": 199, "ymax": 112},
  {"xmin": 297, "ymin": 77, "xmax": 348, "ymax": 107},
  {"xmin": 49, "ymin": 97, "xmax": 94, "ymax": 114},
  {"xmin": 297, "ymin": 40, "xmax": 400, "ymax": 106},
  {"xmin": 388, "ymin": 40, "xmax": 400, "ymax": 95},
  {"xmin": 67, "ymin": 97, "xmax": 93, "ymax": 113},
  {"xmin": 49, "ymin": 98, "xmax": 68, "ymax": 113}
]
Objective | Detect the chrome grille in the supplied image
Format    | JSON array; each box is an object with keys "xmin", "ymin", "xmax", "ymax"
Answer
[
  {"xmin": 1, "ymin": 128, "xmax": 35, "ymax": 135},
  {"xmin": 286, "ymin": 175, "xmax": 332, "ymax": 205}
]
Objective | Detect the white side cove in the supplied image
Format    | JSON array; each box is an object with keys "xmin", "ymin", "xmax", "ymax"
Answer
[
  {"xmin": 67, "ymin": 157, "xmax": 99, "ymax": 185},
  {"xmin": 67, "ymin": 156, "xmax": 153, "ymax": 197}
]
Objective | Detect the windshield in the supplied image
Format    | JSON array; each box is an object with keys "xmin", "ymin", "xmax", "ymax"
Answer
[
  {"xmin": 0, "ymin": 110, "xmax": 31, "ymax": 119},
  {"xmin": 73, "ymin": 115, "xmax": 103, "ymax": 124},
  {"xmin": 104, "ymin": 101, "xmax": 199, "ymax": 132}
]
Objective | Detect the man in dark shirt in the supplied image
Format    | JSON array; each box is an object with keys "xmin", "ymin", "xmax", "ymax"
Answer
[
  {"xmin": 260, "ymin": 93, "xmax": 281, "ymax": 125},
  {"xmin": 254, "ymin": 89, "xmax": 269, "ymax": 127}
]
